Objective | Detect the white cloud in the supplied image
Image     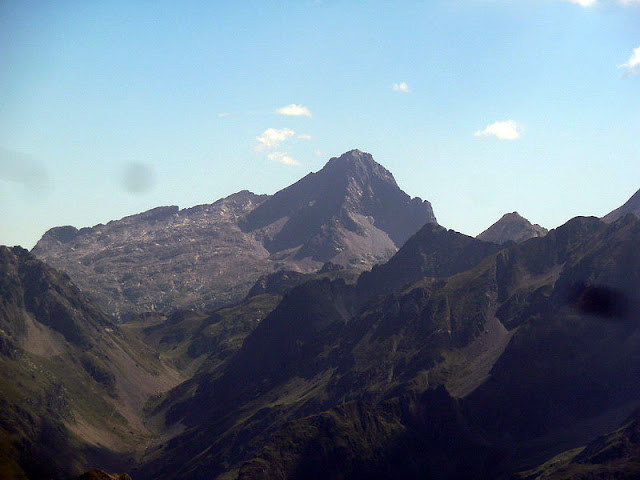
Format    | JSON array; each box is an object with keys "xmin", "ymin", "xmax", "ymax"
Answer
[
  {"xmin": 297, "ymin": 134, "xmax": 312, "ymax": 140},
  {"xmin": 620, "ymin": 46, "xmax": 640, "ymax": 74},
  {"xmin": 474, "ymin": 120, "xmax": 522, "ymax": 140},
  {"xmin": 565, "ymin": 0, "xmax": 640, "ymax": 5},
  {"xmin": 255, "ymin": 128, "xmax": 295, "ymax": 151},
  {"xmin": 267, "ymin": 152, "xmax": 300, "ymax": 166},
  {"xmin": 392, "ymin": 82, "xmax": 411, "ymax": 93},
  {"xmin": 562, "ymin": 0, "xmax": 640, "ymax": 7},
  {"xmin": 276, "ymin": 104, "xmax": 312, "ymax": 116},
  {"xmin": 218, "ymin": 112, "xmax": 229, "ymax": 117},
  {"xmin": 565, "ymin": 0, "xmax": 597, "ymax": 6}
]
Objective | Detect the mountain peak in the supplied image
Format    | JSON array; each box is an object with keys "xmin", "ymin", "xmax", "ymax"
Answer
[
  {"xmin": 326, "ymin": 149, "xmax": 373, "ymax": 166},
  {"xmin": 503, "ymin": 211, "xmax": 523, "ymax": 219},
  {"xmin": 240, "ymin": 149, "xmax": 436, "ymax": 263},
  {"xmin": 32, "ymin": 150, "xmax": 436, "ymax": 317},
  {"xmin": 322, "ymin": 149, "xmax": 397, "ymax": 187},
  {"xmin": 477, "ymin": 211, "xmax": 547, "ymax": 244}
]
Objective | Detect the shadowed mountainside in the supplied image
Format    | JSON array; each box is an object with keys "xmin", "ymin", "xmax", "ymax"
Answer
[
  {"xmin": 75, "ymin": 469, "xmax": 132, "ymax": 480},
  {"xmin": 520, "ymin": 408, "xmax": 640, "ymax": 480},
  {"xmin": 357, "ymin": 222, "xmax": 502, "ymax": 300},
  {"xmin": 0, "ymin": 246, "xmax": 182, "ymax": 480},
  {"xmin": 137, "ymin": 214, "xmax": 640, "ymax": 480}
]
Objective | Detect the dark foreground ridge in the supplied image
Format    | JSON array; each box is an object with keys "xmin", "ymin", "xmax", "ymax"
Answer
[
  {"xmin": 0, "ymin": 246, "xmax": 182, "ymax": 480},
  {"xmin": 136, "ymin": 214, "xmax": 640, "ymax": 480}
]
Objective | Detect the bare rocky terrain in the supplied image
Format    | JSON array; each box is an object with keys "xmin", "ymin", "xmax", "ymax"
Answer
[
  {"xmin": 32, "ymin": 150, "xmax": 436, "ymax": 319},
  {"xmin": 32, "ymin": 191, "xmax": 271, "ymax": 319}
]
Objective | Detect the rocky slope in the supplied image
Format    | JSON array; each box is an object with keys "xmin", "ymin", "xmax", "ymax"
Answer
[
  {"xmin": 357, "ymin": 222, "xmax": 502, "ymax": 300},
  {"xmin": 31, "ymin": 191, "xmax": 271, "ymax": 319},
  {"xmin": 136, "ymin": 214, "xmax": 640, "ymax": 480},
  {"xmin": 240, "ymin": 149, "xmax": 436, "ymax": 264},
  {"xmin": 132, "ymin": 221, "xmax": 502, "ymax": 478},
  {"xmin": 32, "ymin": 150, "xmax": 436, "ymax": 319},
  {"xmin": 520, "ymin": 408, "xmax": 640, "ymax": 480},
  {"xmin": 0, "ymin": 246, "xmax": 183, "ymax": 480},
  {"xmin": 602, "ymin": 188, "xmax": 640, "ymax": 223},
  {"xmin": 477, "ymin": 211, "xmax": 548, "ymax": 244}
]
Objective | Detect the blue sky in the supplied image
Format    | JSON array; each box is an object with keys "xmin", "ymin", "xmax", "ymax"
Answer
[{"xmin": 1, "ymin": 0, "xmax": 638, "ymax": 248}]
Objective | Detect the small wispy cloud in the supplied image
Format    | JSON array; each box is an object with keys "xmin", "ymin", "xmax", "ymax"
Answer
[
  {"xmin": 268, "ymin": 152, "xmax": 300, "ymax": 166},
  {"xmin": 564, "ymin": 0, "xmax": 640, "ymax": 6},
  {"xmin": 620, "ymin": 46, "xmax": 640, "ymax": 75},
  {"xmin": 297, "ymin": 134, "xmax": 312, "ymax": 140},
  {"xmin": 255, "ymin": 128, "xmax": 295, "ymax": 151},
  {"xmin": 564, "ymin": 0, "xmax": 597, "ymax": 6},
  {"xmin": 276, "ymin": 104, "xmax": 312, "ymax": 117},
  {"xmin": 218, "ymin": 112, "xmax": 230, "ymax": 117},
  {"xmin": 474, "ymin": 120, "xmax": 522, "ymax": 140},
  {"xmin": 392, "ymin": 82, "xmax": 411, "ymax": 93}
]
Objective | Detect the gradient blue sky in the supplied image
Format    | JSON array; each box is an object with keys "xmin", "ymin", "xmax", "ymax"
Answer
[{"xmin": 1, "ymin": 0, "xmax": 638, "ymax": 249}]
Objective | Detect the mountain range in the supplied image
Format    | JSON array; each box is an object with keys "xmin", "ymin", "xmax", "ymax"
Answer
[
  {"xmin": 1, "ymin": 150, "xmax": 639, "ymax": 480},
  {"xmin": 32, "ymin": 150, "xmax": 435, "ymax": 320},
  {"xmin": 136, "ymin": 213, "xmax": 640, "ymax": 480}
]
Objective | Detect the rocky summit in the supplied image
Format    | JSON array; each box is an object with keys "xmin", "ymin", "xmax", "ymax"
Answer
[
  {"xmin": 240, "ymin": 149, "xmax": 436, "ymax": 265},
  {"xmin": 31, "ymin": 150, "xmax": 436, "ymax": 319},
  {"xmin": 476, "ymin": 211, "xmax": 548, "ymax": 244}
]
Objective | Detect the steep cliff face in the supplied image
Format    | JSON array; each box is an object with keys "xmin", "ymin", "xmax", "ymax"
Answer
[{"xmin": 32, "ymin": 150, "xmax": 437, "ymax": 319}]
